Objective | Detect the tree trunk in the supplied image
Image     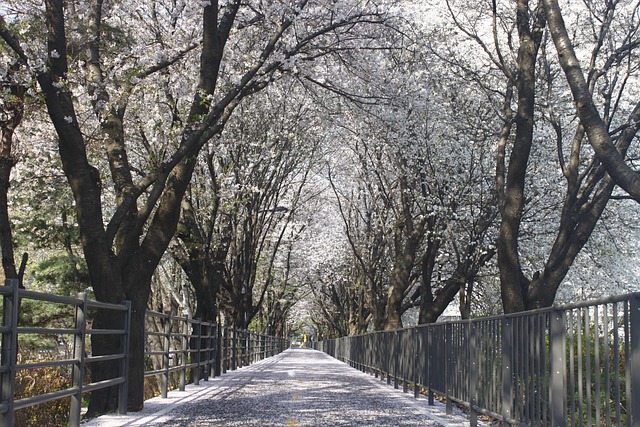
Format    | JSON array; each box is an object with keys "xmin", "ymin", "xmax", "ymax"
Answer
[
  {"xmin": 383, "ymin": 283, "xmax": 404, "ymax": 330},
  {"xmin": 497, "ymin": 0, "xmax": 545, "ymax": 314},
  {"xmin": 418, "ymin": 280, "xmax": 460, "ymax": 324},
  {"xmin": 0, "ymin": 74, "xmax": 25, "ymax": 283}
]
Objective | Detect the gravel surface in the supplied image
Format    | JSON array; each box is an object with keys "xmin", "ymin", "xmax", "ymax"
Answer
[{"xmin": 83, "ymin": 349, "xmax": 478, "ymax": 426}]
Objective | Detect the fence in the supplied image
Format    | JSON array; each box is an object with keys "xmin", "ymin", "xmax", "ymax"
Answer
[
  {"xmin": 144, "ymin": 311, "xmax": 289, "ymax": 398},
  {"xmin": 0, "ymin": 279, "xmax": 130, "ymax": 427},
  {"xmin": 0, "ymin": 278, "xmax": 289, "ymax": 427},
  {"xmin": 314, "ymin": 292, "xmax": 640, "ymax": 427}
]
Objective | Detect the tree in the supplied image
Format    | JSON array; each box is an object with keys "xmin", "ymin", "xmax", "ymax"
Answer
[
  {"xmin": 172, "ymin": 84, "xmax": 320, "ymax": 331},
  {"xmin": 442, "ymin": 0, "xmax": 640, "ymax": 313},
  {"xmin": 1, "ymin": 0, "xmax": 388, "ymax": 413},
  {"xmin": 543, "ymin": 0, "xmax": 640, "ymax": 203}
]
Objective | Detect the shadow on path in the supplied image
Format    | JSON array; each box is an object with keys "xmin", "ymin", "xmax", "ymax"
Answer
[{"xmin": 83, "ymin": 349, "xmax": 478, "ymax": 426}]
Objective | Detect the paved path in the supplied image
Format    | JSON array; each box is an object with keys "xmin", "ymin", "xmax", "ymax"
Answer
[{"xmin": 84, "ymin": 349, "xmax": 478, "ymax": 426}]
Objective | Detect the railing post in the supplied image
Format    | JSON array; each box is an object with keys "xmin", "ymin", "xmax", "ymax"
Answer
[
  {"xmin": 549, "ymin": 309, "xmax": 567, "ymax": 427},
  {"xmin": 161, "ymin": 311, "xmax": 171, "ymax": 399},
  {"xmin": 413, "ymin": 328, "xmax": 420, "ymax": 399},
  {"xmin": 384, "ymin": 333, "xmax": 391, "ymax": 385},
  {"xmin": 502, "ymin": 317, "xmax": 513, "ymax": 426},
  {"xmin": 204, "ymin": 321, "xmax": 212, "ymax": 381},
  {"xmin": 247, "ymin": 331, "xmax": 251, "ymax": 365},
  {"xmin": 215, "ymin": 323, "xmax": 222, "ymax": 376},
  {"xmin": 241, "ymin": 329, "xmax": 247, "ymax": 367},
  {"xmin": 0, "ymin": 279, "xmax": 18, "ymax": 427},
  {"xmin": 231, "ymin": 328, "xmax": 237, "ymax": 370},
  {"xmin": 194, "ymin": 319, "xmax": 201, "ymax": 386},
  {"xmin": 237, "ymin": 329, "xmax": 242, "ymax": 369},
  {"xmin": 445, "ymin": 323, "xmax": 452, "ymax": 415},
  {"xmin": 469, "ymin": 321, "xmax": 478, "ymax": 427},
  {"xmin": 222, "ymin": 326, "xmax": 228, "ymax": 374},
  {"xmin": 252, "ymin": 332, "xmax": 256, "ymax": 364},
  {"xmin": 394, "ymin": 331, "xmax": 399, "ymax": 389},
  {"xmin": 70, "ymin": 293, "xmax": 88, "ymax": 427},
  {"xmin": 118, "ymin": 301, "xmax": 131, "ymax": 415},
  {"xmin": 427, "ymin": 326, "xmax": 434, "ymax": 406},
  {"xmin": 631, "ymin": 295, "xmax": 640, "ymax": 425},
  {"xmin": 180, "ymin": 318, "xmax": 188, "ymax": 391}
]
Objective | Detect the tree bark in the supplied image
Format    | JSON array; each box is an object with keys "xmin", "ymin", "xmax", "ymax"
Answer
[
  {"xmin": 0, "ymin": 72, "xmax": 25, "ymax": 282},
  {"xmin": 497, "ymin": 0, "xmax": 546, "ymax": 314}
]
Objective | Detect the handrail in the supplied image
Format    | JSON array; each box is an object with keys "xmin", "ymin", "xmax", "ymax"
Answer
[{"xmin": 315, "ymin": 293, "xmax": 640, "ymax": 426}]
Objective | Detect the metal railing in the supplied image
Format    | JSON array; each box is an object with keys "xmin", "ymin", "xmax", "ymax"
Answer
[
  {"xmin": 0, "ymin": 279, "xmax": 131, "ymax": 427},
  {"xmin": 143, "ymin": 311, "xmax": 290, "ymax": 398},
  {"xmin": 315, "ymin": 292, "xmax": 640, "ymax": 427},
  {"xmin": 0, "ymin": 278, "xmax": 290, "ymax": 427}
]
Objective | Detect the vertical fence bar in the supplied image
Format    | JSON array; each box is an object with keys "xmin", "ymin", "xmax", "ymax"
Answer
[
  {"xmin": 180, "ymin": 318, "xmax": 188, "ymax": 391},
  {"xmin": 386, "ymin": 332, "xmax": 392, "ymax": 386},
  {"xmin": 613, "ymin": 304, "xmax": 620, "ymax": 426},
  {"xmin": 70, "ymin": 293, "xmax": 88, "ymax": 426},
  {"xmin": 502, "ymin": 317, "xmax": 513, "ymax": 425},
  {"xmin": 445, "ymin": 323, "xmax": 452, "ymax": 415},
  {"xmin": 237, "ymin": 329, "xmax": 242, "ymax": 368},
  {"xmin": 595, "ymin": 306, "xmax": 602, "ymax": 425},
  {"xmin": 203, "ymin": 321, "xmax": 211, "ymax": 381},
  {"xmin": 402, "ymin": 331, "xmax": 408, "ymax": 393},
  {"xmin": 577, "ymin": 308, "xmax": 584, "ymax": 427},
  {"xmin": 413, "ymin": 328, "xmax": 419, "ymax": 399},
  {"xmin": 215, "ymin": 323, "xmax": 222, "ymax": 376},
  {"xmin": 630, "ymin": 295, "xmax": 640, "ymax": 426},
  {"xmin": 245, "ymin": 330, "xmax": 249, "ymax": 365},
  {"xmin": 568, "ymin": 310, "xmax": 575, "ymax": 427},
  {"xmin": 194, "ymin": 320, "xmax": 201, "ymax": 386},
  {"xmin": 231, "ymin": 328, "xmax": 237, "ymax": 371},
  {"xmin": 603, "ymin": 307, "xmax": 611, "ymax": 427},
  {"xmin": 585, "ymin": 307, "xmax": 592, "ymax": 427},
  {"xmin": 0, "ymin": 279, "xmax": 19, "ymax": 427},
  {"xmin": 394, "ymin": 331, "xmax": 399, "ymax": 390},
  {"xmin": 161, "ymin": 311, "xmax": 171, "ymax": 398},
  {"xmin": 469, "ymin": 321, "xmax": 478, "ymax": 427},
  {"xmin": 427, "ymin": 326, "xmax": 434, "ymax": 406},
  {"xmin": 550, "ymin": 309, "xmax": 567, "ymax": 427},
  {"xmin": 624, "ymin": 301, "xmax": 631, "ymax": 427},
  {"xmin": 118, "ymin": 301, "xmax": 131, "ymax": 415}
]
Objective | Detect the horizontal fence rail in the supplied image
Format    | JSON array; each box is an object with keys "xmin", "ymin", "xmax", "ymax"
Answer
[{"xmin": 314, "ymin": 292, "xmax": 640, "ymax": 427}]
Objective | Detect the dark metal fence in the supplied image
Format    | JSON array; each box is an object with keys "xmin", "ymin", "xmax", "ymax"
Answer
[
  {"xmin": 144, "ymin": 311, "xmax": 289, "ymax": 398},
  {"xmin": 314, "ymin": 292, "xmax": 640, "ymax": 427},
  {"xmin": 0, "ymin": 278, "xmax": 289, "ymax": 427},
  {"xmin": 0, "ymin": 279, "xmax": 131, "ymax": 427}
]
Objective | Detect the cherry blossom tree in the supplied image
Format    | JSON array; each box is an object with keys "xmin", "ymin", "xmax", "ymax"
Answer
[
  {"xmin": 544, "ymin": 0, "xmax": 640, "ymax": 202},
  {"xmin": 172, "ymin": 83, "xmax": 321, "ymax": 333},
  {"xmin": 0, "ymin": 0, "xmax": 389, "ymax": 413},
  {"xmin": 441, "ymin": 0, "xmax": 640, "ymax": 313}
]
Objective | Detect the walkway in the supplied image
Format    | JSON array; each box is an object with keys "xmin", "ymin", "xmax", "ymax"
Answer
[{"xmin": 83, "ymin": 349, "xmax": 481, "ymax": 427}]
